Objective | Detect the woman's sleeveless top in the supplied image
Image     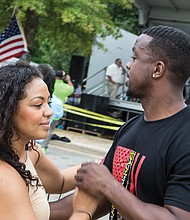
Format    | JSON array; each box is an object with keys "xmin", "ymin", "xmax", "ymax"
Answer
[{"xmin": 25, "ymin": 156, "xmax": 50, "ymax": 220}]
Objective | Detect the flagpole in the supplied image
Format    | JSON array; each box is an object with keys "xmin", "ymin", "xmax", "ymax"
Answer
[
  {"xmin": 12, "ymin": 5, "xmax": 17, "ymax": 17},
  {"xmin": 16, "ymin": 17, "xmax": 28, "ymax": 52},
  {"xmin": 11, "ymin": 0, "xmax": 28, "ymax": 53}
]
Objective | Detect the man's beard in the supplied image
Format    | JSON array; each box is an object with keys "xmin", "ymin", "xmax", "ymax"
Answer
[
  {"xmin": 126, "ymin": 86, "xmax": 136, "ymax": 98},
  {"xmin": 126, "ymin": 86, "xmax": 142, "ymax": 100}
]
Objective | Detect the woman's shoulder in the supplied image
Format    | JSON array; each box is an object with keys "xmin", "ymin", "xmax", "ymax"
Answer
[
  {"xmin": 0, "ymin": 161, "xmax": 37, "ymax": 219},
  {"xmin": 0, "ymin": 160, "xmax": 19, "ymax": 176},
  {"xmin": 0, "ymin": 160, "xmax": 27, "ymax": 191}
]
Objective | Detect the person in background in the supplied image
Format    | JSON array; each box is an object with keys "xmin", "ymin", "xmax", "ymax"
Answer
[
  {"xmin": 106, "ymin": 58, "xmax": 126, "ymax": 118},
  {"xmin": 67, "ymin": 80, "xmax": 82, "ymax": 106},
  {"xmin": 53, "ymin": 69, "xmax": 74, "ymax": 131},
  {"xmin": 37, "ymin": 64, "xmax": 64, "ymax": 153},
  {"xmin": 0, "ymin": 62, "xmax": 79, "ymax": 219},
  {"xmin": 71, "ymin": 25, "xmax": 190, "ymax": 219},
  {"xmin": 106, "ymin": 58, "xmax": 126, "ymax": 99},
  {"xmin": 54, "ymin": 69, "xmax": 74, "ymax": 105}
]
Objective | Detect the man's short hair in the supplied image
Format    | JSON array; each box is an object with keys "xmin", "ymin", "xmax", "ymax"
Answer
[
  {"xmin": 55, "ymin": 70, "xmax": 63, "ymax": 78},
  {"xmin": 115, "ymin": 58, "xmax": 121, "ymax": 63},
  {"xmin": 143, "ymin": 25, "xmax": 190, "ymax": 86}
]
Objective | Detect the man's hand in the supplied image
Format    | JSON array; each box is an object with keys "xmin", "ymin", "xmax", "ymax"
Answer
[
  {"xmin": 65, "ymin": 75, "xmax": 74, "ymax": 87},
  {"xmin": 75, "ymin": 162, "xmax": 113, "ymax": 198},
  {"xmin": 65, "ymin": 74, "xmax": 71, "ymax": 82}
]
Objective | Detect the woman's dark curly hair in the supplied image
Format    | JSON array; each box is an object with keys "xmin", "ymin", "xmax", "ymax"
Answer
[{"xmin": 0, "ymin": 61, "xmax": 43, "ymax": 186}]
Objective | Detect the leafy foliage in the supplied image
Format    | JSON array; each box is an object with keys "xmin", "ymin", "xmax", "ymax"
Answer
[{"xmin": 0, "ymin": 0, "xmax": 139, "ymax": 69}]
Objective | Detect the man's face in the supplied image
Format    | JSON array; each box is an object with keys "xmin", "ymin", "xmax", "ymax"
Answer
[
  {"xmin": 116, "ymin": 60, "xmax": 122, "ymax": 67},
  {"xmin": 125, "ymin": 34, "xmax": 155, "ymax": 99}
]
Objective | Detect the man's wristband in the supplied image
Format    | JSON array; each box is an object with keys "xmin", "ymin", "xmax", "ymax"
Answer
[{"xmin": 73, "ymin": 209, "xmax": 92, "ymax": 220}]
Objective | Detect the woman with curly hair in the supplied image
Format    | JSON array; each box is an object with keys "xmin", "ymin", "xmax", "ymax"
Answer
[{"xmin": 0, "ymin": 62, "xmax": 78, "ymax": 220}]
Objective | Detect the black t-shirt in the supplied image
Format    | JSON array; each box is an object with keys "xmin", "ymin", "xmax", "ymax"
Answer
[{"xmin": 104, "ymin": 106, "xmax": 190, "ymax": 218}]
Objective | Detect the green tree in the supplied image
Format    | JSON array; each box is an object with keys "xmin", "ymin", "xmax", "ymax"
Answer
[
  {"xmin": 0, "ymin": 0, "xmax": 137, "ymax": 69},
  {"xmin": 107, "ymin": 2, "xmax": 140, "ymax": 35}
]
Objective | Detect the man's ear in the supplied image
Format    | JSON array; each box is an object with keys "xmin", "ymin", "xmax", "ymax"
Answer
[{"xmin": 152, "ymin": 61, "xmax": 165, "ymax": 79}]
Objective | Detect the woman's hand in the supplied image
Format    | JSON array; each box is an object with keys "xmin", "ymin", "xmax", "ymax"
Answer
[{"xmin": 69, "ymin": 187, "xmax": 99, "ymax": 220}]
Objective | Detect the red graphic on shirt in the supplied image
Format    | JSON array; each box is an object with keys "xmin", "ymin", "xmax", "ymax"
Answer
[{"xmin": 110, "ymin": 146, "xmax": 146, "ymax": 219}]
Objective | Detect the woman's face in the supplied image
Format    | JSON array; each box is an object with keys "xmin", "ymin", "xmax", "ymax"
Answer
[{"xmin": 12, "ymin": 77, "xmax": 53, "ymax": 142}]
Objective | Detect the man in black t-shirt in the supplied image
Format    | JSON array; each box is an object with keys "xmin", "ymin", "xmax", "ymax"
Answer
[{"xmin": 71, "ymin": 25, "xmax": 190, "ymax": 220}]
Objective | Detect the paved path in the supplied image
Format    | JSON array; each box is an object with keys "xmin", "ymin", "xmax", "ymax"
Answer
[{"xmin": 47, "ymin": 128, "xmax": 112, "ymax": 219}]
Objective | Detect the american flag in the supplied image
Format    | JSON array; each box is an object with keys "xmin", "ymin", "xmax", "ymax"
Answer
[{"xmin": 0, "ymin": 16, "xmax": 27, "ymax": 63}]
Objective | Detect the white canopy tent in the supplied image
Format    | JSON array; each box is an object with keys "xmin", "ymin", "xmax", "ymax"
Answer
[
  {"xmin": 0, "ymin": 57, "xmax": 38, "ymax": 67},
  {"xmin": 134, "ymin": 0, "xmax": 190, "ymax": 35}
]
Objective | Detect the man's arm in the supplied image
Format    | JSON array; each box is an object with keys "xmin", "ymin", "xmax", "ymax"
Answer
[
  {"xmin": 93, "ymin": 198, "xmax": 110, "ymax": 219},
  {"xmin": 49, "ymin": 194, "xmax": 73, "ymax": 220},
  {"xmin": 65, "ymin": 75, "xmax": 74, "ymax": 87},
  {"xmin": 75, "ymin": 162, "xmax": 190, "ymax": 220},
  {"xmin": 49, "ymin": 191, "xmax": 110, "ymax": 220},
  {"xmin": 107, "ymin": 75, "xmax": 115, "ymax": 84},
  {"xmin": 102, "ymin": 175, "xmax": 190, "ymax": 220}
]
